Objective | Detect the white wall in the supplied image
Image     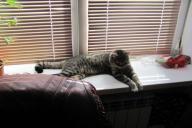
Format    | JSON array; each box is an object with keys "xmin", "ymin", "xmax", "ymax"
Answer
[{"xmin": 182, "ymin": 1, "xmax": 192, "ymax": 58}]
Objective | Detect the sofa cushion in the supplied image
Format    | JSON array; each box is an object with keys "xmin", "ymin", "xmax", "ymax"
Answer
[{"xmin": 0, "ymin": 74, "xmax": 111, "ymax": 128}]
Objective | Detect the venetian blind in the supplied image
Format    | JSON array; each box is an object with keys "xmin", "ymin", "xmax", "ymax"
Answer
[
  {"xmin": 88, "ymin": 0, "xmax": 181, "ymax": 55},
  {"xmin": 0, "ymin": 0, "xmax": 72, "ymax": 64}
]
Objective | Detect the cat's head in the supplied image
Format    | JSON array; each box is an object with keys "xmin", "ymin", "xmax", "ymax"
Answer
[{"xmin": 110, "ymin": 50, "xmax": 129, "ymax": 67}]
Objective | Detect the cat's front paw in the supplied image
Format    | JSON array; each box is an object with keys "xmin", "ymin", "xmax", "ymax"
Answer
[
  {"xmin": 131, "ymin": 86, "xmax": 138, "ymax": 92},
  {"xmin": 136, "ymin": 82, "xmax": 143, "ymax": 90},
  {"xmin": 35, "ymin": 64, "xmax": 43, "ymax": 73},
  {"xmin": 127, "ymin": 79, "xmax": 138, "ymax": 92}
]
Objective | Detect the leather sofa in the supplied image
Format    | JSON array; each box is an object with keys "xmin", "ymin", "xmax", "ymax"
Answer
[{"xmin": 0, "ymin": 74, "xmax": 111, "ymax": 128}]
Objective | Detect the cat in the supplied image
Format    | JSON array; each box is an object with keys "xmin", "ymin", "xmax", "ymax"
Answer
[{"xmin": 35, "ymin": 50, "xmax": 141, "ymax": 91}]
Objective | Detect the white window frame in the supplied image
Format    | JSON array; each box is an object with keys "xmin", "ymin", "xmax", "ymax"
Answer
[
  {"xmin": 182, "ymin": 0, "xmax": 192, "ymax": 59},
  {"xmin": 71, "ymin": 0, "xmax": 88, "ymax": 56},
  {"xmin": 171, "ymin": 0, "xmax": 190, "ymax": 55}
]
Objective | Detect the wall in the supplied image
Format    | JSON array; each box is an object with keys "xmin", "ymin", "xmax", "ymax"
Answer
[{"xmin": 182, "ymin": 1, "xmax": 192, "ymax": 58}]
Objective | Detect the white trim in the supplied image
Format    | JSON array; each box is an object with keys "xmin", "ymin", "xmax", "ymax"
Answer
[
  {"xmin": 71, "ymin": 0, "xmax": 79, "ymax": 56},
  {"xmin": 156, "ymin": 0, "xmax": 165, "ymax": 53},
  {"xmin": 105, "ymin": 0, "xmax": 109, "ymax": 52},
  {"xmin": 78, "ymin": 0, "xmax": 88, "ymax": 55},
  {"xmin": 48, "ymin": 0, "xmax": 56, "ymax": 60},
  {"xmin": 171, "ymin": 0, "xmax": 190, "ymax": 55}
]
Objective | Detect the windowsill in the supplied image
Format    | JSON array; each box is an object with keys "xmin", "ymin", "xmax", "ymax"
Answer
[
  {"xmin": 4, "ymin": 55, "xmax": 192, "ymax": 95},
  {"xmin": 131, "ymin": 56, "xmax": 192, "ymax": 91}
]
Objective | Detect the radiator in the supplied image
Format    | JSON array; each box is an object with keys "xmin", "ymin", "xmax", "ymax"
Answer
[
  {"xmin": 102, "ymin": 93, "xmax": 153, "ymax": 128},
  {"xmin": 102, "ymin": 92, "xmax": 187, "ymax": 128}
]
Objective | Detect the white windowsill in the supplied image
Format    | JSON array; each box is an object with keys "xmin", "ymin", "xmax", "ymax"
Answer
[
  {"xmin": 132, "ymin": 56, "xmax": 192, "ymax": 90},
  {"xmin": 3, "ymin": 55, "xmax": 192, "ymax": 95}
]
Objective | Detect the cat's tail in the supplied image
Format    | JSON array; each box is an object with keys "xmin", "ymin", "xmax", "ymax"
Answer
[{"xmin": 35, "ymin": 60, "xmax": 65, "ymax": 73}]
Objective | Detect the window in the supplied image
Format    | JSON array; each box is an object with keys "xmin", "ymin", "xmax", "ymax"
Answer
[
  {"xmin": 0, "ymin": 0, "xmax": 72, "ymax": 64},
  {"xmin": 88, "ymin": 0, "xmax": 181, "ymax": 55},
  {"xmin": 0, "ymin": 0, "xmax": 186, "ymax": 65}
]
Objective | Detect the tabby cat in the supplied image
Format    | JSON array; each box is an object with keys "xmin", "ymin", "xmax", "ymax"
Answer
[{"xmin": 35, "ymin": 50, "xmax": 141, "ymax": 91}]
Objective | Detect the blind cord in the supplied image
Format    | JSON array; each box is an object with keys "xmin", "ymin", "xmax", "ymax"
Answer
[
  {"xmin": 48, "ymin": 0, "xmax": 56, "ymax": 60},
  {"xmin": 156, "ymin": 0, "xmax": 166, "ymax": 53},
  {"xmin": 105, "ymin": 0, "xmax": 109, "ymax": 52}
]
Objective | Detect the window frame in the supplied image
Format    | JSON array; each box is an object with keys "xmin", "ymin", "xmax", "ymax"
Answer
[
  {"xmin": 171, "ymin": 0, "xmax": 190, "ymax": 55},
  {"xmin": 0, "ymin": 0, "xmax": 190, "ymax": 65}
]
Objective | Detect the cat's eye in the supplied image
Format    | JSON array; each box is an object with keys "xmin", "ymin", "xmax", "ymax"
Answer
[{"xmin": 115, "ymin": 61, "xmax": 125, "ymax": 66}]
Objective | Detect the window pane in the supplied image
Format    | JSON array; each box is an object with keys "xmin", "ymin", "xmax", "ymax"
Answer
[
  {"xmin": 88, "ymin": 0, "xmax": 181, "ymax": 55},
  {"xmin": 0, "ymin": 0, "xmax": 72, "ymax": 65}
]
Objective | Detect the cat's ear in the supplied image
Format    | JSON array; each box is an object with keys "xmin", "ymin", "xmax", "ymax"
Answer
[
  {"xmin": 122, "ymin": 50, "xmax": 129, "ymax": 56},
  {"xmin": 111, "ymin": 53, "xmax": 117, "ymax": 60},
  {"xmin": 111, "ymin": 51, "xmax": 118, "ymax": 57},
  {"xmin": 113, "ymin": 52, "xmax": 118, "ymax": 56}
]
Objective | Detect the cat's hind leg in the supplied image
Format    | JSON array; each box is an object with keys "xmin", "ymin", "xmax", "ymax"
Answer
[
  {"xmin": 70, "ymin": 74, "xmax": 86, "ymax": 80},
  {"xmin": 54, "ymin": 74, "xmax": 85, "ymax": 80}
]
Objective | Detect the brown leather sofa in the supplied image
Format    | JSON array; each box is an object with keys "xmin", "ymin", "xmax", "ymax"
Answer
[{"xmin": 0, "ymin": 74, "xmax": 111, "ymax": 128}]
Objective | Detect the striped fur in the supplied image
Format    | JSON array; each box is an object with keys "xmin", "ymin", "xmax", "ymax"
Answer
[{"xmin": 35, "ymin": 50, "xmax": 141, "ymax": 91}]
